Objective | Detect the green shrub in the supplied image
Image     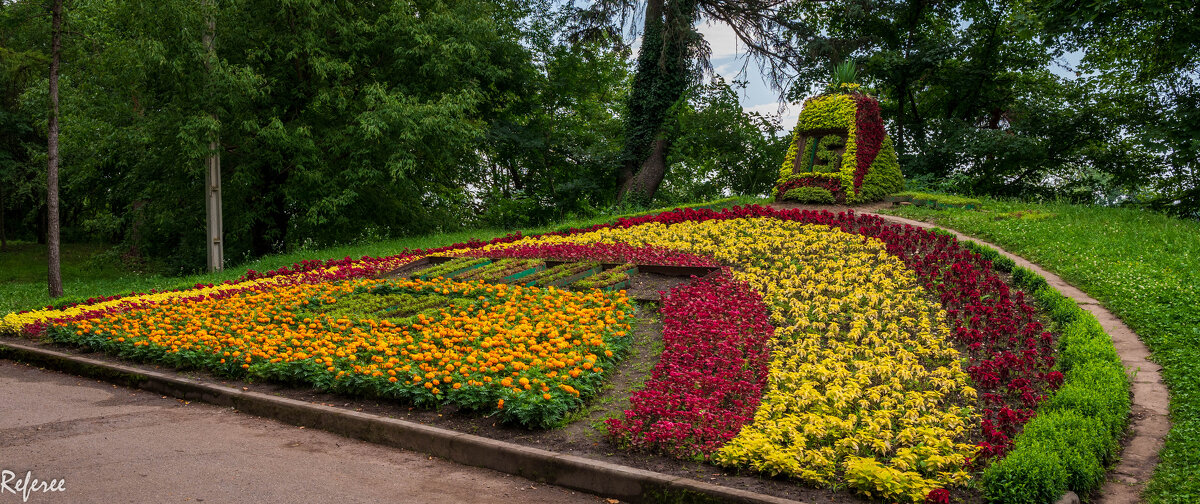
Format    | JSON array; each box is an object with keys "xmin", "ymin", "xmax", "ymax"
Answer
[
  {"xmin": 1012, "ymin": 266, "xmax": 1048, "ymax": 292},
  {"xmin": 983, "ymin": 443, "xmax": 1068, "ymax": 504},
  {"xmin": 783, "ymin": 186, "xmax": 836, "ymax": 204},
  {"xmin": 1016, "ymin": 410, "xmax": 1114, "ymax": 492},
  {"xmin": 1044, "ymin": 362, "xmax": 1131, "ymax": 438},
  {"xmin": 1058, "ymin": 316, "xmax": 1123, "ymax": 372},
  {"xmin": 1032, "ymin": 286, "xmax": 1082, "ymax": 327}
]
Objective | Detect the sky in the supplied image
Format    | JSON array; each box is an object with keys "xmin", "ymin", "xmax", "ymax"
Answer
[{"xmin": 698, "ymin": 20, "xmax": 800, "ymax": 131}]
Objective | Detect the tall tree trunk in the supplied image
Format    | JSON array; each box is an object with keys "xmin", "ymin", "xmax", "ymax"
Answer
[
  {"xmin": 46, "ymin": 0, "xmax": 63, "ymax": 298},
  {"xmin": 620, "ymin": 138, "xmax": 670, "ymax": 201},
  {"xmin": 616, "ymin": 0, "xmax": 665, "ymax": 202},
  {"xmin": 615, "ymin": 0, "xmax": 698, "ymax": 205},
  {"xmin": 203, "ymin": 1, "xmax": 223, "ymax": 272}
]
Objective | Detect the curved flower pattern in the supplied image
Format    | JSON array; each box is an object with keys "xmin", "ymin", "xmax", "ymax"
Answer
[{"xmin": 4, "ymin": 204, "xmax": 1064, "ymax": 503}]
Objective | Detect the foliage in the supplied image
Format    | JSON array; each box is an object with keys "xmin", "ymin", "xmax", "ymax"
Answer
[
  {"xmin": 777, "ymin": 0, "xmax": 1177, "ymax": 206},
  {"xmin": 472, "ymin": 5, "xmax": 631, "ymax": 228},
  {"xmin": 574, "ymin": 0, "xmax": 805, "ymax": 204},
  {"xmin": 980, "ymin": 442, "xmax": 1069, "ymax": 504},
  {"xmin": 895, "ymin": 191, "xmax": 983, "ymax": 207},
  {"xmin": 657, "ymin": 78, "xmax": 787, "ymax": 205},
  {"xmin": 417, "ymin": 257, "xmax": 490, "ymax": 280},
  {"xmin": 0, "ymin": 0, "xmax": 640, "ymax": 271},
  {"xmin": 782, "ymin": 186, "xmax": 834, "ymax": 204},
  {"xmin": 824, "ymin": 60, "xmax": 860, "ymax": 95},
  {"xmin": 518, "ymin": 261, "xmax": 597, "ymax": 286},
  {"xmin": 887, "ymin": 198, "xmax": 1198, "ymax": 502},
  {"xmin": 571, "ymin": 264, "xmax": 635, "ymax": 290},
  {"xmin": 1035, "ymin": 0, "xmax": 1200, "ymax": 217}
]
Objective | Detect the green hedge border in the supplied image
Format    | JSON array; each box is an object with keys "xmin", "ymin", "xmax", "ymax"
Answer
[{"xmin": 959, "ymin": 240, "xmax": 1132, "ymax": 503}]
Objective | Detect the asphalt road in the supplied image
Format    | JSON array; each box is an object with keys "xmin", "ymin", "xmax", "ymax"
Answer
[{"xmin": 0, "ymin": 359, "xmax": 607, "ymax": 504}]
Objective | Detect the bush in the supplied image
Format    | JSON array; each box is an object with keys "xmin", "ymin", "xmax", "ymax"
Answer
[
  {"xmin": 1011, "ymin": 266, "xmax": 1049, "ymax": 292},
  {"xmin": 1017, "ymin": 410, "xmax": 1114, "ymax": 493},
  {"xmin": 1057, "ymin": 315, "xmax": 1123, "ymax": 373},
  {"xmin": 982, "ymin": 443, "xmax": 1068, "ymax": 504},
  {"xmin": 783, "ymin": 186, "xmax": 836, "ymax": 204},
  {"xmin": 1044, "ymin": 362, "xmax": 1131, "ymax": 438}
]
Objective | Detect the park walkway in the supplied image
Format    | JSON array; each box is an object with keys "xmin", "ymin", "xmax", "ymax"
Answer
[{"xmin": 0, "ymin": 359, "xmax": 604, "ymax": 504}]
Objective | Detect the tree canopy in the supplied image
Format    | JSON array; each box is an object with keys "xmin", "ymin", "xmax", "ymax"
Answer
[{"xmin": 0, "ymin": 0, "xmax": 1192, "ymax": 276}]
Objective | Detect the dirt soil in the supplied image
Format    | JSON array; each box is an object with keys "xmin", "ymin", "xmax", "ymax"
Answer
[{"xmin": 625, "ymin": 272, "xmax": 696, "ymax": 302}]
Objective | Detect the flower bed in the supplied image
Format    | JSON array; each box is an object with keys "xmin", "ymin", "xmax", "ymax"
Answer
[
  {"xmin": 48, "ymin": 276, "xmax": 634, "ymax": 429},
  {"xmin": 606, "ymin": 273, "xmax": 773, "ymax": 459},
  {"xmin": 464, "ymin": 241, "xmax": 716, "ymax": 267},
  {"xmin": 454, "ymin": 258, "xmax": 542, "ymax": 282},
  {"xmin": 571, "ymin": 264, "xmax": 637, "ymax": 291},
  {"xmin": 487, "ymin": 217, "xmax": 978, "ymax": 500},
  {"xmin": 2, "ymin": 204, "xmax": 1127, "ymax": 503}
]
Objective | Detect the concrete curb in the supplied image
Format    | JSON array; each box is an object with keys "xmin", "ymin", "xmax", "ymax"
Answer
[
  {"xmin": 868, "ymin": 212, "xmax": 1169, "ymax": 504},
  {"xmin": 0, "ymin": 339, "xmax": 803, "ymax": 504}
]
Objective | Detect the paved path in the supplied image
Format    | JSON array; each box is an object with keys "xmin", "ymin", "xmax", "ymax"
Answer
[{"xmin": 0, "ymin": 359, "xmax": 606, "ymax": 504}]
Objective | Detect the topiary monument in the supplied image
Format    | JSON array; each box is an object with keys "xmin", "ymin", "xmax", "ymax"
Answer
[{"xmin": 773, "ymin": 65, "xmax": 904, "ymax": 204}]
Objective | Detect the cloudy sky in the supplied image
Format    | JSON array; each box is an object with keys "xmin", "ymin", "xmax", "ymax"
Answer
[{"xmin": 698, "ymin": 21, "xmax": 801, "ymax": 132}]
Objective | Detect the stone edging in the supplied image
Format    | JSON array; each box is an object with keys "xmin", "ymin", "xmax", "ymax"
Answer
[
  {"xmin": 868, "ymin": 212, "xmax": 1170, "ymax": 504},
  {"xmin": 0, "ymin": 339, "xmax": 803, "ymax": 504}
]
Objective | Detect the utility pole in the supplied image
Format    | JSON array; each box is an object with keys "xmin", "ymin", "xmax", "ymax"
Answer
[
  {"xmin": 47, "ymin": 0, "xmax": 64, "ymax": 297},
  {"xmin": 203, "ymin": 0, "xmax": 223, "ymax": 272}
]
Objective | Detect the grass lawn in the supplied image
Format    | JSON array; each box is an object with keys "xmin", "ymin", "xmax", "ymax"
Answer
[
  {"xmin": 883, "ymin": 198, "xmax": 1200, "ymax": 504},
  {"xmin": 0, "ymin": 196, "xmax": 764, "ymax": 315}
]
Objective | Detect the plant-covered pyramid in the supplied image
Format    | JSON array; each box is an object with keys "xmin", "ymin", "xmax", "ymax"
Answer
[{"xmin": 773, "ymin": 81, "xmax": 903, "ymax": 204}]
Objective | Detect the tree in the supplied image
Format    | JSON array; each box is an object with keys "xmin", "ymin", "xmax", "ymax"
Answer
[
  {"xmin": 46, "ymin": 0, "xmax": 62, "ymax": 297},
  {"xmin": 658, "ymin": 77, "xmax": 785, "ymax": 203},
  {"xmin": 474, "ymin": 3, "xmax": 631, "ymax": 228},
  {"xmin": 0, "ymin": 0, "xmax": 47, "ymax": 251},
  {"xmin": 202, "ymin": 0, "xmax": 222, "ymax": 272},
  {"xmin": 575, "ymin": 0, "xmax": 803, "ymax": 204},
  {"xmin": 1037, "ymin": 0, "xmax": 1200, "ymax": 215},
  {"xmin": 9, "ymin": 0, "xmax": 553, "ymax": 272},
  {"xmin": 772, "ymin": 0, "xmax": 1155, "ymax": 201}
]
